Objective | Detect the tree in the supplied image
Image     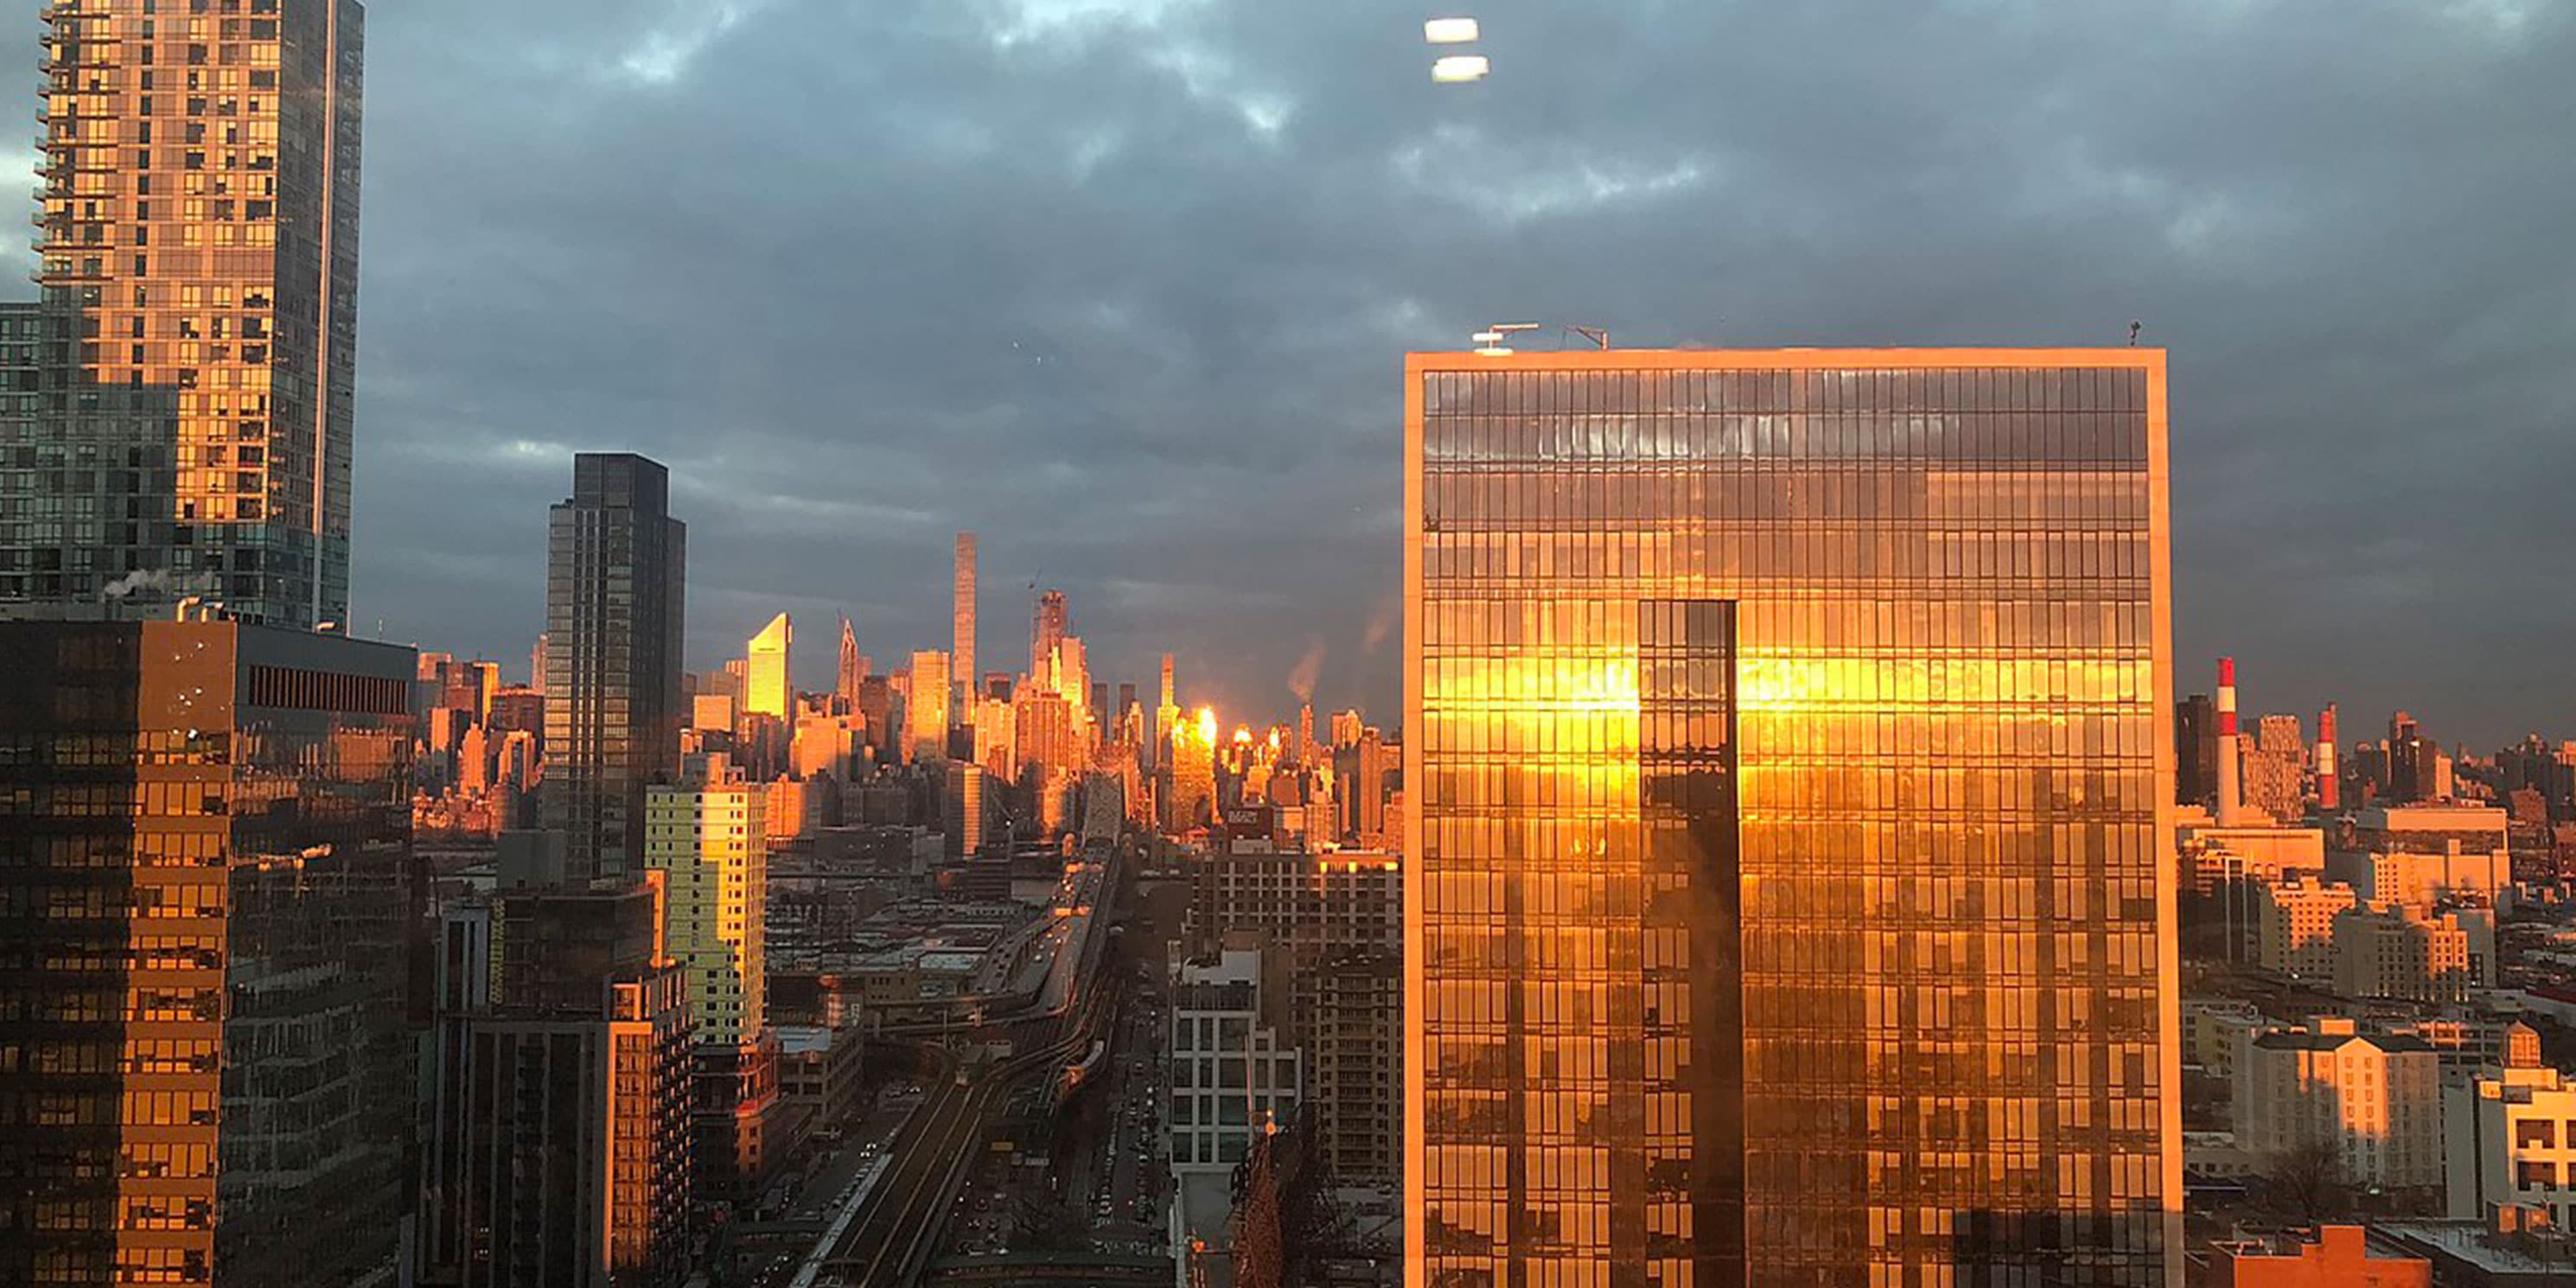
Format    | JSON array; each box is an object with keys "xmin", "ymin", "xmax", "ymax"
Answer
[
  {"xmin": 1230, "ymin": 1112, "xmax": 1355, "ymax": 1288},
  {"xmin": 1011, "ymin": 1189, "xmax": 1091, "ymax": 1252},
  {"xmin": 2268, "ymin": 1137, "xmax": 2351, "ymax": 1222}
]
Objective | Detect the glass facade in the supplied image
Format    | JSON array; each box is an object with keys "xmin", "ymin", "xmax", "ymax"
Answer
[
  {"xmin": 0, "ymin": 620, "xmax": 415, "ymax": 1286},
  {"xmin": 1405, "ymin": 352, "xmax": 2177, "ymax": 1288},
  {"xmin": 542, "ymin": 452, "xmax": 686, "ymax": 882},
  {"xmin": 4, "ymin": 0, "xmax": 364, "ymax": 626},
  {"xmin": 417, "ymin": 886, "xmax": 696, "ymax": 1288}
]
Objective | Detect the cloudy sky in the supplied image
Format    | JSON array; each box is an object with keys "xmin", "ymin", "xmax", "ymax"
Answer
[{"xmin": 14, "ymin": 0, "xmax": 2568, "ymax": 745}]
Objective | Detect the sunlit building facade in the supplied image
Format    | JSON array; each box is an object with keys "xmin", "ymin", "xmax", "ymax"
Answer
[
  {"xmin": 0, "ymin": 620, "xmax": 415, "ymax": 1286},
  {"xmin": 2237, "ymin": 1020, "xmax": 2439, "ymax": 1193},
  {"xmin": 645, "ymin": 783, "xmax": 767, "ymax": 1045},
  {"xmin": 1168, "ymin": 706, "xmax": 1217, "ymax": 834},
  {"xmin": 908, "ymin": 648, "xmax": 951, "ymax": 762},
  {"xmin": 3, "ymin": 0, "xmax": 365, "ymax": 626},
  {"xmin": 745, "ymin": 612, "xmax": 791, "ymax": 722},
  {"xmin": 953, "ymin": 532, "xmax": 977, "ymax": 707},
  {"xmin": 1405, "ymin": 349, "xmax": 2179, "ymax": 1286}
]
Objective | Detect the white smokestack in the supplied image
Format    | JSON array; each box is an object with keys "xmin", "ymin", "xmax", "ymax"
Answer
[{"xmin": 2215, "ymin": 657, "xmax": 2243, "ymax": 826}]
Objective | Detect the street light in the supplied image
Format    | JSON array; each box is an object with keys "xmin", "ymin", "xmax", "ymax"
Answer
[{"xmin": 1424, "ymin": 17, "xmax": 1480, "ymax": 44}]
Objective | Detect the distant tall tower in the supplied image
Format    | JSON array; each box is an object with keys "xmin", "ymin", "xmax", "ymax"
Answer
[
  {"xmin": 836, "ymin": 615, "xmax": 865, "ymax": 715},
  {"xmin": 1166, "ymin": 706, "xmax": 1218, "ymax": 832},
  {"xmin": 2389, "ymin": 711, "xmax": 2430, "ymax": 802},
  {"xmin": 953, "ymin": 533, "xmax": 978, "ymax": 710},
  {"xmin": 531, "ymin": 633, "xmax": 549, "ymax": 693},
  {"xmin": 1033, "ymin": 590, "xmax": 1069, "ymax": 679},
  {"xmin": 0, "ymin": 0, "xmax": 367, "ymax": 628},
  {"xmin": 2216, "ymin": 657, "xmax": 2244, "ymax": 826},
  {"xmin": 2317, "ymin": 704, "xmax": 2341, "ymax": 811},
  {"xmin": 746, "ymin": 613, "xmax": 792, "ymax": 721},
  {"xmin": 1153, "ymin": 652, "xmax": 1179, "ymax": 772},
  {"xmin": 543, "ymin": 453, "xmax": 686, "ymax": 881},
  {"xmin": 909, "ymin": 650, "xmax": 953, "ymax": 762}
]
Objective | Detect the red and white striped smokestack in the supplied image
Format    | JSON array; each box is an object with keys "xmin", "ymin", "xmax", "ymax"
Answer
[
  {"xmin": 2215, "ymin": 657, "xmax": 2244, "ymax": 826},
  {"xmin": 2316, "ymin": 704, "xmax": 2339, "ymax": 812}
]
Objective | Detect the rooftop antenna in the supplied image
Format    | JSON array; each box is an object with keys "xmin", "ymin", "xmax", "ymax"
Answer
[
  {"xmin": 1472, "ymin": 322, "xmax": 1539, "ymax": 356},
  {"xmin": 2128, "ymin": 320, "xmax": 2142, "ymax": 347},
  {"xmin": 1565, "ymin": 324, "xmax": 1610, "ymax": 351}
]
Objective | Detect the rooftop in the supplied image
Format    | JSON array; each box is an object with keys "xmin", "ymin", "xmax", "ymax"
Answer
[
  {"xmin": 2251, "ymin": 1030, "xmax": 2436, "ymax": 1054},
  {"xmin": 2375, "ymin": 1220, "xmax": 2573, "ymax": 1273}
]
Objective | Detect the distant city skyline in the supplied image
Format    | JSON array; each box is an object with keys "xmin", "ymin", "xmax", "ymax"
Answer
[{"xmin": 7, "ymin": 3, "xmax": 2567, "ymax": 743}]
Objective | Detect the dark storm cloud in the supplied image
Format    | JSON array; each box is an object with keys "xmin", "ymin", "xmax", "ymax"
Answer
[{"xmin": 13, "ymin": 0, "xmax": 2566, "ymax": 743}]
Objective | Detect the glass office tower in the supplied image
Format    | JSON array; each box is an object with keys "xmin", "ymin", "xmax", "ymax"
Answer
[
  {"xmin": 541, "ymin": 452, "xmax": 685, "ymax": 881},
  {"xmin": 1404, "ymin": 350, "xmax": 2178, "ymax": 1288}
]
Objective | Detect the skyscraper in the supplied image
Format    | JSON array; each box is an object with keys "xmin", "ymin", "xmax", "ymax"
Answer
[
  {"xmin": 1167, "ymin": 705, "xmax": 1217, "ymax": 832},
  {"xmin": 1154, "ymin": 652, "xmax": 1178, "ymax": 772},
  {"xmin": 909, "ymin": 649, "xmax": 952, "ymax": 762},
  {"xmin": 946, "ymin": 760, "xmax": 987, "ymax": 858},
  {"xmin": 746, "ymin": 611, "xmax": 792, "ymax": 721},
  {"xmin": 542, "ymin": 453, "xmax": 685, "ymax": 880},
  {"xmin": 2389, "ymin": 711, "xmax": 2432, "ymax": 802},
  {"xmin": 645, "ymin": 784, "xmax": 768, "ymax": 1046},
  {"xmin": 0, "ymin": 620, "xmax": 416, "ymax": 1286},
  {"xmin": 954, "ymin": 532, "xmax": 978, "ymax": 706},
  {"xmin": 835, "ymin": 614, "xmax": 865, "ymax": 714},
  {"xmin": 1405, "ymin": 349, "xmax": 2179, "ymax": 1285},
  {"xmin": 3, "ymin": 0, "xmax": 366, "ymax": 626},
  {"xmin": 415, "ymin": 883, "xmax": 695, "ymax": 1288},
  {"xmin": 2176, "ymin": 692, "xmax": 2218, "ymax": 807},
  {"xmin": 1033, "ymin": 588, "xmax": 1068, "ymax": 679},
  {"xmin": 645, "ymin": 780, "xmax": 777, "ymax": 1204}
]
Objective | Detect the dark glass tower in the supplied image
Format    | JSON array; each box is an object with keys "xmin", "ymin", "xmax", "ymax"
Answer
[
  {"xmin": 1405, "ymin": 350, "xmax": 2178, "ymax": 1286},
  {"xmin": 540, "ymin": 452, "xmax": 685, "ymax": 881},
  {"xmin": 0, "ymin": 620, "xmax": 417, "ymax": 1285},
  {"xmin": 2, "ymin": 0, "xmax": 365, "ymax": 627},
  {"xmin": 414, "ymin": 883, "xmax": 695, "ymax": 1288}
]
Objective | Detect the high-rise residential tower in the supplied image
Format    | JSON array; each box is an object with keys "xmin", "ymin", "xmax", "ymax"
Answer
[
  {"xmin": 415, "ymin": 883, "xmax": 695, "ymax": 1287},
  {"xmin": 646, "ymin": 779, "xmax": 777, "ymax": 1203},
  {"xmin": 645, "ymin": 783, "xmax": 768, "ymax": 1046},
  {"xmin": 745, "ymin": 612, "xmax": 791, "ymax": 721},
  {"xmin": 2, "ymin": 0, "xmax": 366, "ymax": 627},
  {"xmin": 1405, "ymin": 349, "xmax": 2179, "ymax": 1285},
  {"xmin": 542, "ymin": 453, "xmax": 685, "ymax": 880},
  {"xmin": 0, "ymin": 620, "xmax": 416, "ymax": 1286},
  {"xmin": 953, "ymin": 532, "xmax": 977, "ymax": 706}
]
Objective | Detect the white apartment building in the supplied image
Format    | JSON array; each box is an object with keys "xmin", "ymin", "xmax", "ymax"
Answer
[
  {"xmin": 2445, "ymin": 1062, "xmax": 2576, "ymax": 1227},
  {"xmin": 2236, "ymin": 1018, "xmax": 2443, "ymax": 1191}
]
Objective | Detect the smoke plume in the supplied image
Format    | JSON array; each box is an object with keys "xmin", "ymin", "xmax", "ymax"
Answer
[
  {"xmin": 100, "ymin": 569, "xmax": 172, "ymax": 600},
  {"xmin": 1287, "ymin": 636, "xmax": 1325, "ymax": 705}
]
